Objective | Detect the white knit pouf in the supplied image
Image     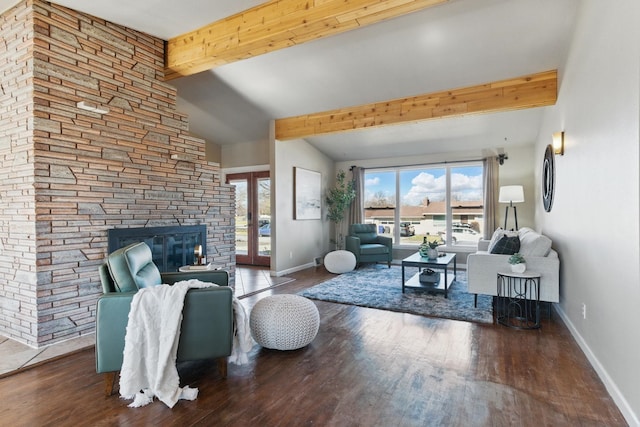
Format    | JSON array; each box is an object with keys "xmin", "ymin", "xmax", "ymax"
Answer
[
  {"xmin": 250, "ymin": 294, "xmax": 320, "ymax": 350},
  {"xmin": 324, "ymin": 250, "xmax": 356, "ymax": 274}
]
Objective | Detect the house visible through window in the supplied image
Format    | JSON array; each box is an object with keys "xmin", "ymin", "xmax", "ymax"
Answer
[{"xmin": 363, "ymin": 163, "xmax": 484, "ymax": 247}]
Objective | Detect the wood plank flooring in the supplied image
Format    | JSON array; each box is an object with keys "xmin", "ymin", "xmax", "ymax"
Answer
[{"xmin": 0, "ymin": 266, "xmax": 626, "ymax": 426}]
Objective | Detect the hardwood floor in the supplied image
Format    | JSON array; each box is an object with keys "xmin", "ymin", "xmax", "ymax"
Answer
[{"xmin": 0, "ymin": 266, "xmax": 626, "ymax": 426}]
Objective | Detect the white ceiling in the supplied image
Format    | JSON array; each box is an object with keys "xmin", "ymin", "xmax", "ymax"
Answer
[{"xmin": 1, "ymin": 0, "xmax": 580, "ymax": 161}]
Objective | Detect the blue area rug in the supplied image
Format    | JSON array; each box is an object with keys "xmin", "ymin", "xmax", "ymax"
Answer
[{"xmin": 299, "ymin": 264, "xmax": 493, "ymax": 324}]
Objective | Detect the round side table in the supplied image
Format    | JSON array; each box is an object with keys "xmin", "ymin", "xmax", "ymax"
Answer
[{"xmin": 496, "ymin": 271, "xmax": 541, "ymax": 329}]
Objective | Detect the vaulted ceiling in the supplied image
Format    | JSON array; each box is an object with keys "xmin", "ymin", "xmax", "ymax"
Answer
[{"xmin": 1, "ymin": 0, "xmax": 580, "ymax": 161}]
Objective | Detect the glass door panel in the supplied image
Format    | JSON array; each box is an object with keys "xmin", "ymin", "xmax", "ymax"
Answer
[
  {"xmin": 257, "ymin": 176, "xmax": 271, "ymax": 258},
  {"xmin": 227, "ymin": 172, "xmax": 270, "ymax": 266},
  {"xmin": 229, "ymin": 178, "xmax": 249, "ymax": 263}
]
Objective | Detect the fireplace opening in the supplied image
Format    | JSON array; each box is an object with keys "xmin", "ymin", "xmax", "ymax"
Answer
[{"xmin": 108, "ymin": 225, "xmax": 206, "ymax": 272}]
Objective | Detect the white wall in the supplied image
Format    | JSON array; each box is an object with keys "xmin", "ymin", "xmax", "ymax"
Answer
[
  {"xmin": 535, "ymin": 1, "xmax": 640, "ymax": 424},
  {"xmin": 496, "ymin": 145, "xmax": 535, "ymax": 229},
  {"xmin": 221, "ymin": 140, "xmax": 270, "ymax": 168},
  {"xmin": 219, "ymin": 129, "xmax": 332, "ymax": 276},
  {"xmin": 272, "ymin": 135, "xmax": 334, "ymax": 275},
  {"xmin": 205, "ymin": 140, "xmax": 221, "ymax": 164}
]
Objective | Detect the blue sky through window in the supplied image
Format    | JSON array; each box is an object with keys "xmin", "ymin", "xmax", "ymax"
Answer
[{"xmin": 365, "ymin": 165, "xmax": 483, "ymax": 207}]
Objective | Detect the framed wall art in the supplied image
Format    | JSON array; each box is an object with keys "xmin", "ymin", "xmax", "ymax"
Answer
[{"xmin": 294, "ymin": 167, "xmax": 321, "ymax": 220}]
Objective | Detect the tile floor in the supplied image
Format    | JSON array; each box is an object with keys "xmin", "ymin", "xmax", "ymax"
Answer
[
  {"xmin": 234, "ymin": 265, "xmax": 295, "ymax": 298},
  {"xmin": 0, "ymin": 334, "xmax": 95, "ymax": 378},
  {"xmin": 0, "ymin": 266, "xmax": 290, "ymax": 378}
]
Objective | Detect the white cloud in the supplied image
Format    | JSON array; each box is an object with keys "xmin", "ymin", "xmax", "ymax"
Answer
[
  {"xmin": 451, "ymin": 173, "xmax": 483, "ymax": 201},
  {"xmin": 403, "ymin": 172, "xmax": 483, "ymax": 205},
  {"xmin": 403, "ymin": 172, "xmax": 446, "ymax": 205},
  {"xmin": 365, "ymin": 177, "xmax": 380, "ymax": 186}
]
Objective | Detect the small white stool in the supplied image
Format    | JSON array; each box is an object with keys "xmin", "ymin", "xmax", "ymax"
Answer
[
  {"xmin": 250, "ymin": 294, "xmax": 320, "ymax": 350},
  {"xmin": 324, "ymin": 250, "xmax": 356, "ymax": 274}
]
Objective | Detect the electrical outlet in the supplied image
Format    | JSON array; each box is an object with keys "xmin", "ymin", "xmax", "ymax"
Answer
[
  {"xmin": 289, "ymin": 251, "xmax": 293, "ymax": 259},
  {"xmin": 581, "ymin": 303, "xmax": 586, "ymax": 319}
]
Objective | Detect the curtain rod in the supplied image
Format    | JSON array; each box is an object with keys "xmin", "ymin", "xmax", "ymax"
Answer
[{"xmin": 350, "ymin": 156, "xmax": 490, "ymax": 171}]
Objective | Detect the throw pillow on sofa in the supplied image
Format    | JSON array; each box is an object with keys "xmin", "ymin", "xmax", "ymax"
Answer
[
  {"xmin": 488, "ymin": 228, "xmax": 518, "ymax": 253},
  {"xmin": 487, "ymin": 227, "xmax": 505, "ymax": 252},
  {"xmin": 517, "ymin": 227, "xmax": 553, "ymax": 257},
  {"xmin": 490, "ymin": 234, "xmax": 520, "ymax": 255}
]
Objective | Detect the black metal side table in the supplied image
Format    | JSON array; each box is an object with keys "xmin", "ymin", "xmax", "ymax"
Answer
[{"xmin": 496, "ymin": 271, "xmax": 541, "ymax": 329}]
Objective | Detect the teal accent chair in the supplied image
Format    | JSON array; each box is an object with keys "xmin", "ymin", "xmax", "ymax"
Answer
[
  {"xmin": 345, "ymin": 223, "xmax": 393, "ymax": 268},
  {"xmin": 95, "ymin": 242, "xmax": 233, "ymax": 396}
]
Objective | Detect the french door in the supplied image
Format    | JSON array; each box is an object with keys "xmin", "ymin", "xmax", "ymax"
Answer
[{"xmin": 227, "ymin": 171, "xmax": 270, "ymax": 266}]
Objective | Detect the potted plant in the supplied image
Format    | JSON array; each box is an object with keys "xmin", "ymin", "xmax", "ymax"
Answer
[
  {"xmin": 508, "ymin": 252, "xmax": 526, "ymax": 273},
  {"xmin": 419, "ymin": 235, "xmax": 440, "ymax": 259},
  {"xmin": 326, "ymin": 170, "xmax": 356, "ymax": 250}
]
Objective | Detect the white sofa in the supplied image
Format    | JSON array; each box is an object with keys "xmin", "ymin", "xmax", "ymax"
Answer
[{"xmin": 467, "ymin": 227, "xmax": 560, "ymax": 303}]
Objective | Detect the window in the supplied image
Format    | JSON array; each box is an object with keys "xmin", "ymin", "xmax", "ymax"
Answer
[
  {"xmin": 363, "ymin": 170, "xmax": 396, "ymax": 239},
  {"xmin": 363, "ymin": 163, "xmax": 484, "ymax": 247}
]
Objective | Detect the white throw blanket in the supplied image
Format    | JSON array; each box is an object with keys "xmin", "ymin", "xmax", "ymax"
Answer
[
  {"xmin": 229, "ymin": 296, "xmax": 253, "ymax": 365},
  {"xmin": 119, "ymin": 279, "xmax": 253, "ymax": 408}
]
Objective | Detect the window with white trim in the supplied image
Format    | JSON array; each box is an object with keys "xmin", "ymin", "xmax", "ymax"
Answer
[{"xmin": 363, "ymin": 163, "xmax": 484, "ymax": 247}]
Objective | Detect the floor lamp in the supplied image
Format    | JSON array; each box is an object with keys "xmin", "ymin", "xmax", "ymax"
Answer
[{"xmin": 499, "ymin": 185, "xmax": 524, "ymax": 230}]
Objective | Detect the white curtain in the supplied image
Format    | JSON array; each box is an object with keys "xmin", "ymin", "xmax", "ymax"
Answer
[
  {"xmin": 348, "ymin": 166, "xmax": 364, "ymax": 227},
  {"xmin": 483, "ymin": 157, "xmax": 499, "ymax": 238}
]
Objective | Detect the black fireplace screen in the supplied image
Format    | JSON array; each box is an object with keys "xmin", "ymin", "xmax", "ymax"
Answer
[{"xmin": 108, "ymin": 225, "xmax": 206, "ymax": 272}]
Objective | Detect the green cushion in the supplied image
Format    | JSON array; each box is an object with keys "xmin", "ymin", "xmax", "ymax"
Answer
[
  {"xmin": 360, "ymin": 244, "xmax": 389, "ymax": 255},
  {"xmin": 350, "ymin": 223, "xmax": 378, "ymax": 244},
  {"xmin": 123, "ymin": 243, "xmax": 161, "ymax": 289},
  {"xmin": 106, "ymin": 246, "xmax": 138, "ymax": 292},
  {"xmin": 106, "ymin": 242, "xmax": 161, "ymax": 292}
]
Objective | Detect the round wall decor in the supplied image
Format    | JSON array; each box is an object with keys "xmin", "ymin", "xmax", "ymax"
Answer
[{"xmin": 542, "ymin": 144, "xmax": 555, "ymax": 212}]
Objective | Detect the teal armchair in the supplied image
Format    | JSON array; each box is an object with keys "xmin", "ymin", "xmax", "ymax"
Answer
[
  {"xmin": 345, "ymin": 223, "xmax": 393, "ymax": 268},
  {"xmin": 95, "ymin": 242, "xmax": 233, "ymax": 396}
]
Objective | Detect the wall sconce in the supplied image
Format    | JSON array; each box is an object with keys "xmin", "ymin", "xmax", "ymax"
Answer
[
  {"xmin": 552, "ymin": 131, "xmax": 564, "ymax": 155},
  {"xmin": 77, "ymin": 100, "xmax": 109, "ymax": 115}
]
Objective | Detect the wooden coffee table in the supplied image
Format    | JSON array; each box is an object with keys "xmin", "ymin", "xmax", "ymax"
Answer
[{"xmin": 401, "ymin": 252, "xmax": 457, "ymax": 298}]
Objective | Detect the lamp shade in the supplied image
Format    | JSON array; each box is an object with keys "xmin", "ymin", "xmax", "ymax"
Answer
[{"xmin": 499, "ymin": 185, "xmax": 524, "ymax": 203}]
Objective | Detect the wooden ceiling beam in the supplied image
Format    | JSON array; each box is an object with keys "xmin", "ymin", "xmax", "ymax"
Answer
[
  {"xmin": 164, "ymin": 0, "xmax": 449, "ymax": 80},
  {"xmin": 274, "ymin": 70, "xmax": 558, "ymax": 140}
]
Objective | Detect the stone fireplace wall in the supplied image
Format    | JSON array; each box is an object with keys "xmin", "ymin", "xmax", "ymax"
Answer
[
  {"xmin": 0, "ymin": 0, "xmax": 38, "ymax": 345},
  {"xmin": 0, "ymin": 0, "xmax": 235, "ymax": 347}
]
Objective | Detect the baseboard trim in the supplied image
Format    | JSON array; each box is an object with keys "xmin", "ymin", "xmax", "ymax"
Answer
[
  {"xmin": 555, "ymin": 305, "xmax": 639, "ymax": 427},
  {"xmin": 273, "ymin": 261, "xmax": 315, "ymax": 277}
]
